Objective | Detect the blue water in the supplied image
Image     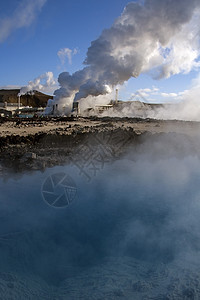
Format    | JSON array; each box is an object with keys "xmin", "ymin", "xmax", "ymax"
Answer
[{"xmin": 1, "ymin": 154, "xmax": 200, "ymax": 298}]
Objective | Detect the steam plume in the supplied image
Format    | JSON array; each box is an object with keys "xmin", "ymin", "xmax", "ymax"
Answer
[
  {"xmin": 54, "ymin": 0, "xmax": 200, "ymax": 112},
  {"xmin": 20, "ymin": 72, "xmax": 57, "ymax": 96}
]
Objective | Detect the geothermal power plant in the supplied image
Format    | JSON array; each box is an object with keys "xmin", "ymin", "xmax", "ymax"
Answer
[
  {"xmin": 1, "ymin": 0, "xmax": 200, "ymax": 299},
  {"xmin": 0, "ymin": 87, "xmax": 165, "ymax": 119}
]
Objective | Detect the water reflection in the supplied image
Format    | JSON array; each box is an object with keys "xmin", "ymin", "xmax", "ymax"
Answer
[{"xmin": 1, "ymin": 153, "xmax": 200, "ymax": 298}]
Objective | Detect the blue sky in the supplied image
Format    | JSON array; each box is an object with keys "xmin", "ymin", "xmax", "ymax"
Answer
[{"xmin": 0, "ymin": 0, "xmax": 199, "ymax": 103}]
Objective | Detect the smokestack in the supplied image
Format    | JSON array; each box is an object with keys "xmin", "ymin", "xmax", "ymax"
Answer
[
  {"xmin": 115, "ymin": 89, "xmax": 118, "ymax": 104},
  {"xmin": 18, "ymin": 93, "xmax": 21, "ymax": 109}
]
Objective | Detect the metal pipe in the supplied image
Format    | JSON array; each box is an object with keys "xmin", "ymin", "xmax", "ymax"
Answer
[
  {"xmin": 18, "ymin": 94, "xmax": 21, "ymax": 109},
  {"xmin": 115, "ymin": 89, "xmax": 118, "ymax": 104}
]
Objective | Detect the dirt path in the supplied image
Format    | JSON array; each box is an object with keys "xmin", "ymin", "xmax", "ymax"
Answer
[{"xmin": 1, "ymin": 117, "xmax": 200, "ymax": 138}]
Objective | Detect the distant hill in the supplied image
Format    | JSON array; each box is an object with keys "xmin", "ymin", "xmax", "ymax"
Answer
[{"xmin": 0, "ymin": 89, "xmax": 53, "ymax": 108}]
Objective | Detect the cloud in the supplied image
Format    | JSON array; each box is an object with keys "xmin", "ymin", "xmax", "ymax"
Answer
[
  {"xmin": 0, "ymin": 85, "xmax": 22, "ymax": 90},
  {"xmin": 160, "ymin": 93, "xmax": 178, "ymax": 98},
  {"xmin": 129, "ymin": 84, "xmax": 194, "ymax": 104},
  {"xmin": 20, "ymin": 71, "xmax": 58, "ymax": 95},
  {"xmin": 0, "ymin": 0, "xmax": 47, "ymax": 43},
  {"xmin": 57, "ymin": 48, "xmax": 78, "ymax": 65},
  {"xmin": 130, "ymin": 87, "xmax": 160, "ymax": 102}
]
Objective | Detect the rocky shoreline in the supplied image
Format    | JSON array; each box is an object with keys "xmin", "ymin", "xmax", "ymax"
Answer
[{"xmin": 1, "ymin": 116, "xmax": 200, "ymax": 176}]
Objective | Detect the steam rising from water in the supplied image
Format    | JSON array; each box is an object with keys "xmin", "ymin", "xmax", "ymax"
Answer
[
  {"xmin": 1, "ymin": 133, "xmax": 200, "ymax": 297},
  {"xmin": 53, "ymin": 0, "xmax": 200, "ymax": 113}
]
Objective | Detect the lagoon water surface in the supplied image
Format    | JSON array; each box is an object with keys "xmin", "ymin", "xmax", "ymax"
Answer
[{"xmin": 1, "ymin": 145, "xmax": 200, "ymax": 299}]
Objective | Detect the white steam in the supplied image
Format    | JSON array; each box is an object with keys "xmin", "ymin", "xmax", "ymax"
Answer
[
  {"xmin": 150, "ymin": 74, "xmax": 200, "ymax": 121},
  {"xmin": 100, "ymin": 71, "xmax": 200, "ymax": 121},
  {"xmin": 20, "ymin": 72, "xmax": 57, "ymax": 96},
  {"xmin": 53, "ymin": 0, "xmax": 200, "ymax": 113}
]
